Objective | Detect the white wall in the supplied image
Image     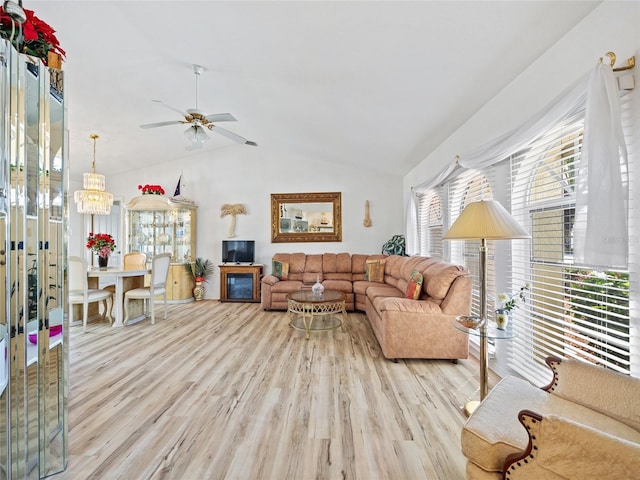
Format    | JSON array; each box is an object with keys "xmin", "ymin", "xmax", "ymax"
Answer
[{"xmin": 69, "ymin": 145, "xmax": 403, "ymax": 299}]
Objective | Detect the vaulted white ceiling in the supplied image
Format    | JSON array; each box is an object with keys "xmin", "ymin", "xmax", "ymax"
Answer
[{"xmin": 30, "ymin": 1, "xmax": 599, "ymax": 178}]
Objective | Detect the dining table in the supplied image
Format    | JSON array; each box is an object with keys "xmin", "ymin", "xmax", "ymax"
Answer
[{"xmin": 87, "ymin": 266, "xmax": 151, "ymax": 327}]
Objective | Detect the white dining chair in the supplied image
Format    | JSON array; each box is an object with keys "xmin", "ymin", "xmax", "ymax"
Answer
[
  {"xmin": 68, "ymin": 256, "xmax": 113, "ymax": 332},
  {"xmin": 104, "ymin": 252, "xmax": 147, "ymax": 294},
  {"xmin": 124, "ymin": 253, "xmax": 171, "ymax": 324}
]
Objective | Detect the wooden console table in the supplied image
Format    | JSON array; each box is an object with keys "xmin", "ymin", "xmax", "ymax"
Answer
[{"xmin": 219, "ymin": 264, "xmax": 263, "ymax": 302}]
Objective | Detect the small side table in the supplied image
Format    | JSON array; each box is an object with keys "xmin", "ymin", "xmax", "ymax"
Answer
[{"xmin": 454, "ymin": 318, "xmax": 516, "ymax": 415}]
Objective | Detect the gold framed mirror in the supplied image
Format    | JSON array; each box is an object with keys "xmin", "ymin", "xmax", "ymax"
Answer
[{"xmin": 271, "ymin": 192, "xmax": 342, "ymax": 243}]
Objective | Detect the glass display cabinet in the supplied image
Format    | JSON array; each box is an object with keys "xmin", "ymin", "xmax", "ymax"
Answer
[{"xmin": 124, "ymin": 195, "xmax": 197, "ymax": 302}]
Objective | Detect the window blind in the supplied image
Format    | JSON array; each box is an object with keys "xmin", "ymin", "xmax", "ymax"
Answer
[
  {"xmin": 508, "ymin": 103, "xmax": 632, "ymax": 385},
  {"xmin": 417, "ymin": 187, "xmax": 445, "ymax": 259}
]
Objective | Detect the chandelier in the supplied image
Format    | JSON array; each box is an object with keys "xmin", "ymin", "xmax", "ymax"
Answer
[{"xmin": 73, "ymin": 134, "xmax": 113, "ymax": 215}]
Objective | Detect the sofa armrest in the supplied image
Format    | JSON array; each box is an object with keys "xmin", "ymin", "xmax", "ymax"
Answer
[
  {"xmin": 261, "ymin": 274, "xmax": 280, "ymax": 286},
  {"xmin": 376, "ymin": 296, "xmax": 443, "ymax": 314},
  {"xmin": 503, "ymin": 410, "xmax": 640, "ymax": 480},
  {"xmin": 544, "ymin": 357, "xmax": 640, "ymax": 430}
]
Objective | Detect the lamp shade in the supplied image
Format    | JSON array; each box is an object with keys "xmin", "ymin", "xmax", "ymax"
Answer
[{"xmin": 443, "ymin": 200, "xmax": 529, "ymax": 240}]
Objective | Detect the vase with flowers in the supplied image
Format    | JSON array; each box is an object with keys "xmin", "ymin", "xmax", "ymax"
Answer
[
  {"xmin": 0, "ymin": 5, "xmax": 65, "ymax": 65},
  {"xmin": 495, "ymin": 283, "xmax": 529, "ymax": 330},
  {"xmin": 86, "ymin": 232, "xmax": 116, "ymax": 269},
  {"xmin": 138, "ymin": 184, "xmax": 165, "ymax": 196}
]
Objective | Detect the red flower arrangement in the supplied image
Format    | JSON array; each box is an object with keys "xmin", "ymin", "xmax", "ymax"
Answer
[
  {"xmin": 0, "ymin": 6, "xmax": 65, "ymax": 64},
  {"xmin": 86, "ymin": 232, "xmax": 116, "ymax": 258},
  {"xmin": 138, "ymin": 184, "xmax": 165, "ymax": 195}
]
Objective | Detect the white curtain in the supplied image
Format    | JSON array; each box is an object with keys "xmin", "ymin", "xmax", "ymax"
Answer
[
  {"xmin": 405, "ymin": 190, "xmax": 419, "ymax": 255},
  {"xmin": 411, "ymin": 71, "xmax": 591, "ymax": 196},
  {"xmin": 574, "ymin": 63, "xmax": 628, "ymax": 268}
]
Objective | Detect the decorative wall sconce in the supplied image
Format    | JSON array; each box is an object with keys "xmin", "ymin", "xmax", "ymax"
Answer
[{"xmin": 363, "ymin": 200, "xmax": 372, "ymax": 227}]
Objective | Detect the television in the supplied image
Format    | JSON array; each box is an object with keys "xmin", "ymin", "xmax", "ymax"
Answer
[{"xmin": 222, "ymin": 240, "xmax": 255, "ymax": 264}]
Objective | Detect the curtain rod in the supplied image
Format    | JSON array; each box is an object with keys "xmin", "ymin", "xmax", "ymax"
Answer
[{"xmin": 599, "ymin": 51, "xmax": 635, "ymax": 72}]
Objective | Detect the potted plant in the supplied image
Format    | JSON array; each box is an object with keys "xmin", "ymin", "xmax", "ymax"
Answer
[{"xmin": 186, "ymin": 258, "xmax": 214, "ymax": 301}]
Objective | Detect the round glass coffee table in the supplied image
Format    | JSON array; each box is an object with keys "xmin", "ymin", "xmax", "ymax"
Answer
[{"xmin": 287, "ymin": 290, "xmax": 347, "ymax": 339}]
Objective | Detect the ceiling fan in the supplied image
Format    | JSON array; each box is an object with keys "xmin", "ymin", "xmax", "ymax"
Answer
[{"xmin": 140, "ymin": 64, "xmax": 257, "ymax": 149}]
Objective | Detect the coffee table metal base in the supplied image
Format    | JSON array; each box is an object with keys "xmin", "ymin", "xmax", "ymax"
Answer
[{"xmin": 287, "ymin": 291, "xmax": 347, "ymax": 339}]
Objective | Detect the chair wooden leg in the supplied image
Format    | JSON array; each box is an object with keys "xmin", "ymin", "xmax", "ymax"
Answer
[
  {"xmin": 150, "ymin": 295, "xmax": 155, "ymax": 324},
  {"xmin": 164, "ymin": 294, "xmax": 167, "ymax": 320},
  {"xmin": 124, "ymin": 297, "xmax": 130, "ymax": 323},
  {"xmin": 83, "ymin": 301, "xmax": 89, "ymax": 333},
  {"xmin": 106, "ymin": 296, "xmax": 113, "ymax": 324},
  {"xmin": 68, "ymin": 301, "xmax": 74, "ymax": 326}
]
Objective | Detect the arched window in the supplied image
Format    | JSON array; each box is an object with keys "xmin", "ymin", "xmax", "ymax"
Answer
[
  {"xmin": 417, "ymin": 189, "xmax": 444, "ymax": 258},
  {"xmin": 449, "ymin": 171, "xmax": 494, "ymax": 317},
  {"xmin": 510, "ymin": 113, "xmax": 630, "ymax": 384}
]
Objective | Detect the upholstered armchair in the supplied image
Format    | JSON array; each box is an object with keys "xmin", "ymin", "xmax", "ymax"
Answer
[{"xmin": 461, "ymin": 356, "xmax": 640, "ymax": 480}]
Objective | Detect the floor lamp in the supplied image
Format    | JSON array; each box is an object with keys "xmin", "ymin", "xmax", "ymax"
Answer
[{"xmin": 443, "ymin": 200, "xmax": 529, "ymax": 413}]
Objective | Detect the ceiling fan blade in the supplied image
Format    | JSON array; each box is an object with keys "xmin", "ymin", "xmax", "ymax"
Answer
[
  {"xmin": 152, "ymin": 99, "xmax": 190, "ymax": 118},
  {"xmin": 140, "ymin": 120, "xmax": 184, "ymax": 129},
  {"xmin": 204, "ymin": 113, "xmax": 237, "ymax": 123},
  {"xmin": 212, "ymin": 126, "xmax": 258, "ymax": 147}
]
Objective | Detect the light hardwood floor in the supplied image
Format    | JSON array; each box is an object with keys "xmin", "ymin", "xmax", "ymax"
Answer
[{"xmin": 57, "ymin": 301, "xmax": 493, "ymax": 480}]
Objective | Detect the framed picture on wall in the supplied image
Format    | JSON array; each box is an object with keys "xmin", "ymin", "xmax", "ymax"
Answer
[{"xmin": 271, "ymin": 192, "xmax": 342, "ymax": 243}]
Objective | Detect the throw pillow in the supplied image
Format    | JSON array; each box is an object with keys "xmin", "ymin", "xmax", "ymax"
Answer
[
  {"xmin": 365, "ymin": 258, "xmax": 385, "ymax": 282},
  {"xmin": 272, "ymin": 260, "xmax": 289, "ymax": 280},
  {"xmin": 405, "ymin": 269, "xmax": 423, "ymax": 300}
]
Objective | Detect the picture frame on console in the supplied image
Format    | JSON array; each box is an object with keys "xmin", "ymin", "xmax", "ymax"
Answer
[{"xmin": 271, "ymin": 192, "xmax": 342, "ymax": 243}]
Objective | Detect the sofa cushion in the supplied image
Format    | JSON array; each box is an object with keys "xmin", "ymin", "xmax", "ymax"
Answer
[
  {"xmin": 305, "ymin": 254, "xmax": 323, "ymax": 273},
  {"xmin": 323, "ymin": 272, "xmax": 352, "ymax": 282},
  {"xmin": 322, "ymin": 252, "xmax": 352, "ymax": 274},
  {"xmin": 366, "ymin": 284, "xmax": 403, "ymax": 302},
  {"xmin": 322, "ymin": 279, "xmax": 352, "ymax": 293},
  {"xmin": 353, "ymin": 280, "xmax": 376, "ymax": 296},
  {"xmin": 405, "ymin": 269, "xmax": 423, "ymax": 299},
  {"xmin": 270, "ymin": 280, "xmax": 304, "ymax": 293},
  {"xmin": 462, "ymin": 375, "xmax": 640, "ymax": 473},
  {"xmin": 286, "ymin": 253, "xmax": 307, "ymax": 281}
]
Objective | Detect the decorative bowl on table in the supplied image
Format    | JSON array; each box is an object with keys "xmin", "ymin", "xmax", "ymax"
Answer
[
  {"xmin": 456, "ymin": 315, "xmax": 484, "ymax": 329},
  {"xmin": 28, "ymin": 324, "xmax": 63, "ymax": 345}
]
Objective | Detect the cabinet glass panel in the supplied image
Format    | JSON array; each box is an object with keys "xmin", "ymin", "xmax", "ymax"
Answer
[
  {"xmin": 127, "ymin": 206, "xmax": 194, "ymax": 262},
  {"xmin": 124, "ymin": 195, "xmax": 197, "ymax": 269}
]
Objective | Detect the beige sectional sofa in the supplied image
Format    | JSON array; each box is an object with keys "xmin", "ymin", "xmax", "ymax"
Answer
[{"xmin": 261, "ymin": 253, "xmax": 472, "ymax": 360}]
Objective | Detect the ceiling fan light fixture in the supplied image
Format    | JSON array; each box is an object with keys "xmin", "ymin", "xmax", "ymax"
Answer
[{"xmin": 184, "ymin": 125, "xmax": 209, "ymax": 144}]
